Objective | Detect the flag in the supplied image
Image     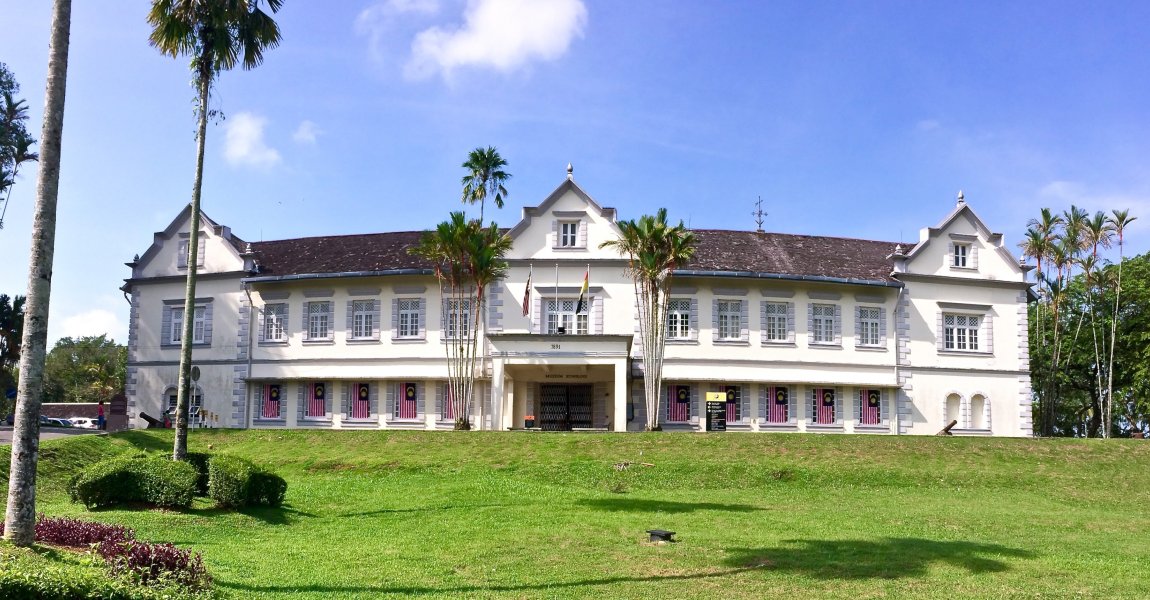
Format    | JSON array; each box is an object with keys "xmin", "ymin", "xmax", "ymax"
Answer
[
  {"xmin": 522, "ymin": 267, "xmax": 532, "ymax": 317},
  {"xmin": 263, "ymin": 384, "xmax": 281, "ymax": 419},
  {"xmin": 307, "ymin": 382, "xmax": 326, "ymax": 418},
  {"xmin": 816, "ymin": 388, "xmax": 836, "ymax": 424},
  {"xmin": 668, "ymin": 385, "xmax": 690, "ymax": 422},
  {"xmin": 768, "ymin": 387, "xmax": 788, "ymax": 423},
  {"xmin": 725, "ymin": 385, "xmax": 740, "ymax": 421},
  {"xmin": 575, "ymin": 267, "xmax": 589, "ymax": 315},
  {"xmin": 861, "ymin": 389, "xmax": 881, "ymax": 425},
  {"xmin": 397, "ymin": 382, "xmax": 417, "ymax": 419},
  {"xmin": 352, "ymin": 382, "xmax": 371, "ymax": 419}
]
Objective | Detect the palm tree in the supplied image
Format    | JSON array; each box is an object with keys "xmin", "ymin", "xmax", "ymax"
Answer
[
  {"xmin": 460, "ymin": 146, "xmax": 510, "ymax": 224},
  {"xmin": 4, "ymin": 0, "xmax": 71, "ymax": 547},
  {"xmin": 1106, "ymin": 209, "xmax": 1137, "ymax": 437},
  {"xmin": 148, "ymin": 0, "xmax": 284, "ymax": 461},
  {"xmin": 0, "ymin": 87, "xmax": 39, "ymax": 229},
  {"xmin": 600, "ymin": 209, "xmax": 696, "ymax": 430},
  {"xmin": 410, "ymin": 213, "xmax": 512, "ymax": 429}
]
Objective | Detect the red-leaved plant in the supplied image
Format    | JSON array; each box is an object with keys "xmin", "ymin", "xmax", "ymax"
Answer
[
  {"xmin": 97, "ymin": 539, "xmax": 212, "ymax": 589},
  {"xmin": 0, "ymin": 514, "xmax": 135, "ymax": 547}
]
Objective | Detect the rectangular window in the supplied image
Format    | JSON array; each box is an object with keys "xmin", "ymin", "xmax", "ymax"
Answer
[
  {"xmin": 559, "ymin": 221, "xmax": 579, "ymax": 247},
  {"xmin": 397, "ymin": 299, "xmax": 421, "ymax": 338},
  {"xmin": 264, "ymin": 303, "xmax": 286, "ymax": 342},
  {"xmin": 717, "ymin": 300, "xmax": 741, "ymax": 340},
  {"xmin": 812, "ymin": 388, "xmax": 836, "ymax": 424},
  {"xmin": 445, "ymin": 299, "xmax": 472, "ymax": 339},
  {"xmin": 943, "ymin": 314, "xmax": 980, "ymax": 351},
  {"xmin": 352, "ymin": 300, "xmax": 374, "ymax": 338},
  {"xmin": 170, "ymin": 306, "xmax": 206, "ymax": 344},
  {"xmin": 763, "ymin": 302, "xmax": 788, "ymax": 342},
  {"xmin": 546, "ymin": 299, "xmax": 589, "ymax": 335},
  {"xmin": 812, "ymin": 304, "xmax": 836, "ymax": 343},
  {"xmin": 667, "ymin": 298, "xmax": 691, "ymax": 339},
  {"xmin": 307, "ymin": 301, "xmax": 331, "ymax": 339},
  {"xmin": 859, "ymin": 306, "xmax": 881, "ymax": 346},
  {"xmin": 952, "ymin": 243, "xmax": 969, "ymax": 268}
]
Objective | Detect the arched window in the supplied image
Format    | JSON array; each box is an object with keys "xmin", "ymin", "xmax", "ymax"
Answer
[
  {"xmin": 970, "ymin": 394, "xmax": 989, "ymax": 430},
  {"xmin": 945, "ymin": 393, "xmax": 962, "ymax": 426}
]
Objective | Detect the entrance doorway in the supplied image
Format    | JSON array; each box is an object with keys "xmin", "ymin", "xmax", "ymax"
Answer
[{"xmin": 539, "ymin": 384, "xmax": 593, "ymax": 430}]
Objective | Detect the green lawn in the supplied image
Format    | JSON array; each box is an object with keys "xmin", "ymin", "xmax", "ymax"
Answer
[{"xmin": 3, "ymin": 430, "xmax": 1149, "ymax": 599}]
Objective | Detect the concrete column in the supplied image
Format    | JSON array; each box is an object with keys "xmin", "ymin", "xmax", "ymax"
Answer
[
  {"xmin": 613, "ymin": 359, "xmax": 627, "ymax": 432},
  {"xmin": 424, "ymin": 378, "xmax": 436, "ymax": 430},
  {"xmin": 286, "ymin": 382, "xmax": 298, "ymax": 428},
  {"xmin": 332, "ymin": 381, "xmax": 344, "ymax": 429},
  {"xmin": 490, "ymin": 359, "xmax": 505, "ymax": 431},
  {"xmin": 513, "ymin": 379, "xmax": 528, "ymax": 429}
]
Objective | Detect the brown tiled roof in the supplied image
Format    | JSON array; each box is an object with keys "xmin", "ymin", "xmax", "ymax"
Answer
[
  {"xmin": 246, "ymin": 228, "xmax": 908, "ymax": 283},
  {"xmin": 250, "ymin": 231, "xmax": 433, "ymax": 276},
  {"xmin": 684, "ymin": 230, "xmax": 907, "ymax": 284}
]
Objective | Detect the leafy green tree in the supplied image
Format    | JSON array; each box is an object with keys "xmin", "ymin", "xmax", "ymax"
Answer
[
  {"xmin": 148, "ymin": 0, "xmax": 284, "ymax": 461},
  {"xmin": 0, "ymin": 62, "xmax": 39, "ymax": 229},
  {"xmin": 600, "ymin": 209, "xmax": 696, "ymax": 430},
  {"xmin": 460, "ymin": 146, "xmax": 510, "ymax": 224},
  {"xmin": 410, "ymin": 213, "xmax": 512, "ymax": 430},
  {"xmin": 5, "ymin": 0, "xmax": 72, "ymax": 547},
  {"xmin": 42, "ymin": 335, "xmax": 126, "ymax": 404},
  {"xmin": 0, "ymin": 294, "xmax": 25, "ymax": 416}
]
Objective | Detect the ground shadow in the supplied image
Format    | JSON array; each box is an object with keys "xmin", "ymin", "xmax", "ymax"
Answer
[
  {"xmin": 219, "ymin": 566, "xmax": 756, "ymax": 596},
  {"xmin": 185, "ymin": 503, "xmax": 316, "ymax": 525},
  {"xmin": 338, "ymin": 503, "xmax": 513, "ymax": 518},
  {"xmin": 724, "ymin": 537, "xmax": 1035, "ymax": 580},
  {"xmin": 579, "ymin": 498, "xmax": 764, "ymax": 514},
  {"xmin": 109, "ymin": 430, "xmax": 172, "ymax": 452}
]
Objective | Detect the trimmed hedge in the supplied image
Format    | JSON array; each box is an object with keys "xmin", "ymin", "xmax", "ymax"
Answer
[
  {"xmin": 70, "ymin": 455, "xmax": 197, "ymax": 509},
  {"xmin": 0, "ymin": 546, "xmax": 214, "ymax": 600},
  {"xmin": 208, "ymin": 455, "xmax": 286, "ymax": 508}
]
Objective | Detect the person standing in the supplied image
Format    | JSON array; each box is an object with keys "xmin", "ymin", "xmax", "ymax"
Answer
[{"xmin": 96, "ymin": 400, "xmax": 105, "ymax": 430}]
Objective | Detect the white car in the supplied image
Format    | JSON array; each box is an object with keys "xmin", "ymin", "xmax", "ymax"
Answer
[{"xmin": 68, "ymin": 417, "xmax": 98, "ymax": 429}]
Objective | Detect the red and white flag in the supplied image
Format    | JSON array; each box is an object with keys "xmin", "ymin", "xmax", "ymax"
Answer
[
  {"xmin": 816, "ymin": 388, "xmax": 835, "ymax": 424},
  {"xmin": 768, "ymin": 387, "xmax": 788, "ymax": 423},
  {"xmin": 307, "ymin": 382, "xmax": 326, "ymax": 418},
  {"xmin": 522, "ymin": 266, "xmax": 532, "ymax": 318},
  {"xmin": 861, "ymin": 389, "xmax": 881, "ymax": 425}
]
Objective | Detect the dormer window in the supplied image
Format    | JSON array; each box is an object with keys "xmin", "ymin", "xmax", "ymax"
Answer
[
  {"xmin": 952, "ymin": 243, "xmax": 969, "ymax": 268},
  {"xmin": 559, "ymin": 221, "xmax": 579, "ymax": 247}
]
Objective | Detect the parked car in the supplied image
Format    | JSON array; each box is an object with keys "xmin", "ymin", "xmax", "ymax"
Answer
[
  {"xmin": 39, "ymin": 416, "xmax": 73, "ymax": 428},
  {"xmin": 69, "ymin": 417, "xmax": 98, "ymax": 429}
]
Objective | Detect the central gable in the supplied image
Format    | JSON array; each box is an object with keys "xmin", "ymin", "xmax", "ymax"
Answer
[{"xmin": 505, "ymin": 175, "xmax": 622, "ymax": 261}]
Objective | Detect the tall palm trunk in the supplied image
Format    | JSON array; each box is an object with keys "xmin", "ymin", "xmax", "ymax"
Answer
[
  {"xmin": 4, "ymin": 0, "xmax": 71, "ymax": 547},
  {"xmin": 173, "ymin": 68, "xmax": 210, "ymax": 461},
  {"xmin": 1107, "ymin": 247, "xmax": 1125, "ymax": 438}
]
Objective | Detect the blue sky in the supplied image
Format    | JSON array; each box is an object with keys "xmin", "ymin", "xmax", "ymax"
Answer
[{"xmin": 1, "ymin": 0, "xmax": 1148, "ymax": 345}]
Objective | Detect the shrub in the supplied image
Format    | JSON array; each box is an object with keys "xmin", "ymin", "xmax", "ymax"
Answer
[
  {"xmin": 72, "ymin": 455, "xmax": 197, "ymax": 509},
  {"xmin": 0, "ymin": 545, "xmax": 213, "ymax": 600},
  {"xmin": 208, "ymin": 455, "xmax": 287, "ymax": 508},
  {"xmin": 98, "ymin": 540, "xmax": 212, "ymax": 591},
  {"xmin": 182, "ymin": 452, "xmax": 212, "ymax": 496}
]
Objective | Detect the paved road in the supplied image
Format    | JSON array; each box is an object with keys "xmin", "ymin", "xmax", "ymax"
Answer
[{"xmin": 0, "ymin": 425, "xmax": 103, "ymax": 445}]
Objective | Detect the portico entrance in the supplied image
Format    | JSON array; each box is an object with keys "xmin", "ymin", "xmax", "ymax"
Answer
[{"xmin": 539, "ymin": 384, "xmax": 594, "ymax": 430}]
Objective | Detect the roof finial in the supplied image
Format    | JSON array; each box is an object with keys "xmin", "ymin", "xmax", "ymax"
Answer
[
  {"xmin": 566, "ymin": 163, "xmax": 573, "ymax": 181},
  {"xmin": 752, "ymin": 195, "xmax": 767, "ymax": 232},
  {"xmin": 245, "ymin": 242, "xmax": 252, "ymax": 254},
  {"xmin": 957, "ymin": 190, "xmax": 965, "ymax": 207},
  {"xmin": 894, "ymin": 244, "xmax": 905, "ymax": 256}
]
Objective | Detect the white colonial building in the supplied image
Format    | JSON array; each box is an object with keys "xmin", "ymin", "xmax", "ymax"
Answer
[{"xmin": 122, "ymin": 170, "xmax": 1034, "ymax": 436}]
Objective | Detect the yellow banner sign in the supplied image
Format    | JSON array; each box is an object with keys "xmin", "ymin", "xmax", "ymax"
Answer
[{"xmin": 705, "ymin": 392, "xmax": 727, "ymax": 403}]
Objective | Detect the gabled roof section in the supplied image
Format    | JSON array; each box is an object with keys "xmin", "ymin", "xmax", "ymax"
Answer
[
  {"xmin": 131, "ymin": 205, "xmax": 244, "ymax": 277},
  {"xmin": 682, "ymin": 230, "xmax": 906, "ymax": 285},
  {"xmin": 506, "ymin": 175, "xmax": 618, "ymax": 240},
  {"xmin": 903, "ymin": 198, "xmax": 1022, "ymax": 273}
]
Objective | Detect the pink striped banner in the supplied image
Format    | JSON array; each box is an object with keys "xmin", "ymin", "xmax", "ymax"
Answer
[
  {"xmin": 667, "ymin": 385, "xmax": 690, "ymax": 422},
  {"xmin": 352, "ymin": 382, "xmax": 370, "ymax": 419},
  {"xmin": 724, "ymin": 386, "xmax": 739, "ymax": 422},
  {"xmin": 815, "ymin": 388, "xmax": 836, "ymax": 424},
  {"xmin": 399, "ymin": 382, "xmax": 418, "ymax": 419},
  {"xmin": 262, "ymin": 384, "xmax": 281, "ymax": 419},
  {"xmin": 767, "ymin": 386, "xmax": 788, "ymax": 423},
  {"xmin": 861, "ymin": 389, "xmax": 881, "ymax": 425},
  {"xmin": 306, "ymin": 382, "xmax": 326, "ymax": 418}
]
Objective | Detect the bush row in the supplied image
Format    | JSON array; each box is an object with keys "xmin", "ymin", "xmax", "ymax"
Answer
[
  {"xmin": 70, "ymin": 455, "xmax": 198, "ymax": 509},
  {"xmin": 69, "ymin": 452, "xmax": 286, "ymax": 510},
  {"xmin": 0, "ymin": 514, "xmax": 134, "ymax": 547}
]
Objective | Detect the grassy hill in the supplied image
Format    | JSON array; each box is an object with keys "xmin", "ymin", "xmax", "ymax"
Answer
[{"xmin": 2, "ymin": 430, "xmax": 1149, "ymax": 599}]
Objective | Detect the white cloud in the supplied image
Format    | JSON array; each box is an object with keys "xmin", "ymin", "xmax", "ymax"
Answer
[
  {"xmin": 356, "ymin": 0, "xmax": 441, "ymax": 62},
  {"xmin": 292, "ymin": 120, "xmax": 322, "ymax": 145},
  {"xmin": 56, "ymin": 309, "xmax": 126, "ymax": 344},
  {"xmin": 224, "ymin": 112, "xmax": 281, "ymax": 169},
  {"xmin": 403, "ymin": 0, "xmax": 587, "ymax": 80}
]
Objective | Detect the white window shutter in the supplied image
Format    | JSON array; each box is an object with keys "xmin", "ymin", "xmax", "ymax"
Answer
[
  {"xmin": 984, "ymin": 313, "xmax": 994, "ymax": 352},
  {"xmin": 196, "ymin": 238, "xmax": 206, "ymax": 267},
  {"xmin": 971, "ymin": 244, "xmax": 979, "ymax": 270},
  {"xmin": 534, "ymin": 296, "xmax": 542, "ymax": 334},
  {"xmin": 203, "ymin": 303, "xmax": 213, "ymax": 345},
  {"xmin": 578, "ymin": 220, "xmax": 588, "ymax": 248},
  {"xmin": 760, "ymin": 301, "xmax": 768, "ymax": 344},
  {"xmin": 758, "ymin": 386, "xmax": 767, "ymax": 420},
  {"xmin": 417, "ymin": 299, "xmax": 427, "ymax": 339},
  {"xmin": 833, "ymin": 305, "xmax": 842, "ymax": 344},
  {"xmin": 740, "ymin": 386, "xmax": 749, "ymax": 422},
  {"xmin": 415, "ymin": 383, "xmax": 424, "ymax": 417},
  {"xmin": 936, "ymin": 312, "xmax": 945, "ymax": 351},
  {"xmin": 879, "ymin": 307, "xmax": 887, "ymax": 345},
  {"xmin": 257, "ymin": 306, "xmax": 266, "ymax": 343},
  {"xmin": 386, "ymin": 383, "xmax": 395, "ymax": 417},
  {"xmin": 739, "ymin": 300, "xmax": 749, "ymax": 341},
  {"xmin": 807, "ymin": 303, "xmax": 814, "ymax": 342},
  {"xmin": 297, "ymin": 384, "xmax": 305, "ymax": 421},
  {"xmin": 786, "ymin": 302, "xmax": 795, "ymax": 343},
  {"xmin": 391, "ymin": 299, "xmax": 399, "ymax": 339},
  {"xmin": 370, "ymin": 383, "xmax": 379, "ymax": 417},
  {"xmin": 552, "ymin": 220, "xmax": 559, "ymax": 247},
  {"xmin": 689, "ymin": 298, "xmax": 699, "ymax": 341},
  {"xmin": 161, "ymin": 306, "xmax": 172, "ymax": 345},
  {"xmin": 371, "ymin": 299, "xmax": 381, "ymax": 340},
  {"xmin": 854, "ymin": 306, "xmax": 861, "ymax": 344},
  {"xmin": 346, "ymin": 301, "xmax": 354, "ymax": 335},
  {"xmin": 947, "ymin": 242, "xmax": 955, "ymax": 267},
  {"xmin": 436, "ymin": 382, "xmax": 444, "ymax": 418},
  {"xmin": 341, "ymin": 385, "xmax": 350, "ymax": 419},
  {"xmin": 788, "ymin": 386, "xmax": 796, "ymax": 422},
  {"xmin": 301, "ymin": 302, "xmax": 310, "ymax": 339},
  {"xmin": 326, "ymin": 302, "xmax": 334, "ymax": 338},
  {"xmin": 712, "ymin": 299, "xmax": 720, "ymax": 342},
  {"xmin": 593, "ymin": 296, "xmax": 604, "ymax": 334}
]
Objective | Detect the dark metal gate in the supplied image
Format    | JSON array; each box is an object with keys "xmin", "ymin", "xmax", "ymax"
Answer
[{"xmin": 539, "ymin": 384, "xmax": 594, "ymax": 431}]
